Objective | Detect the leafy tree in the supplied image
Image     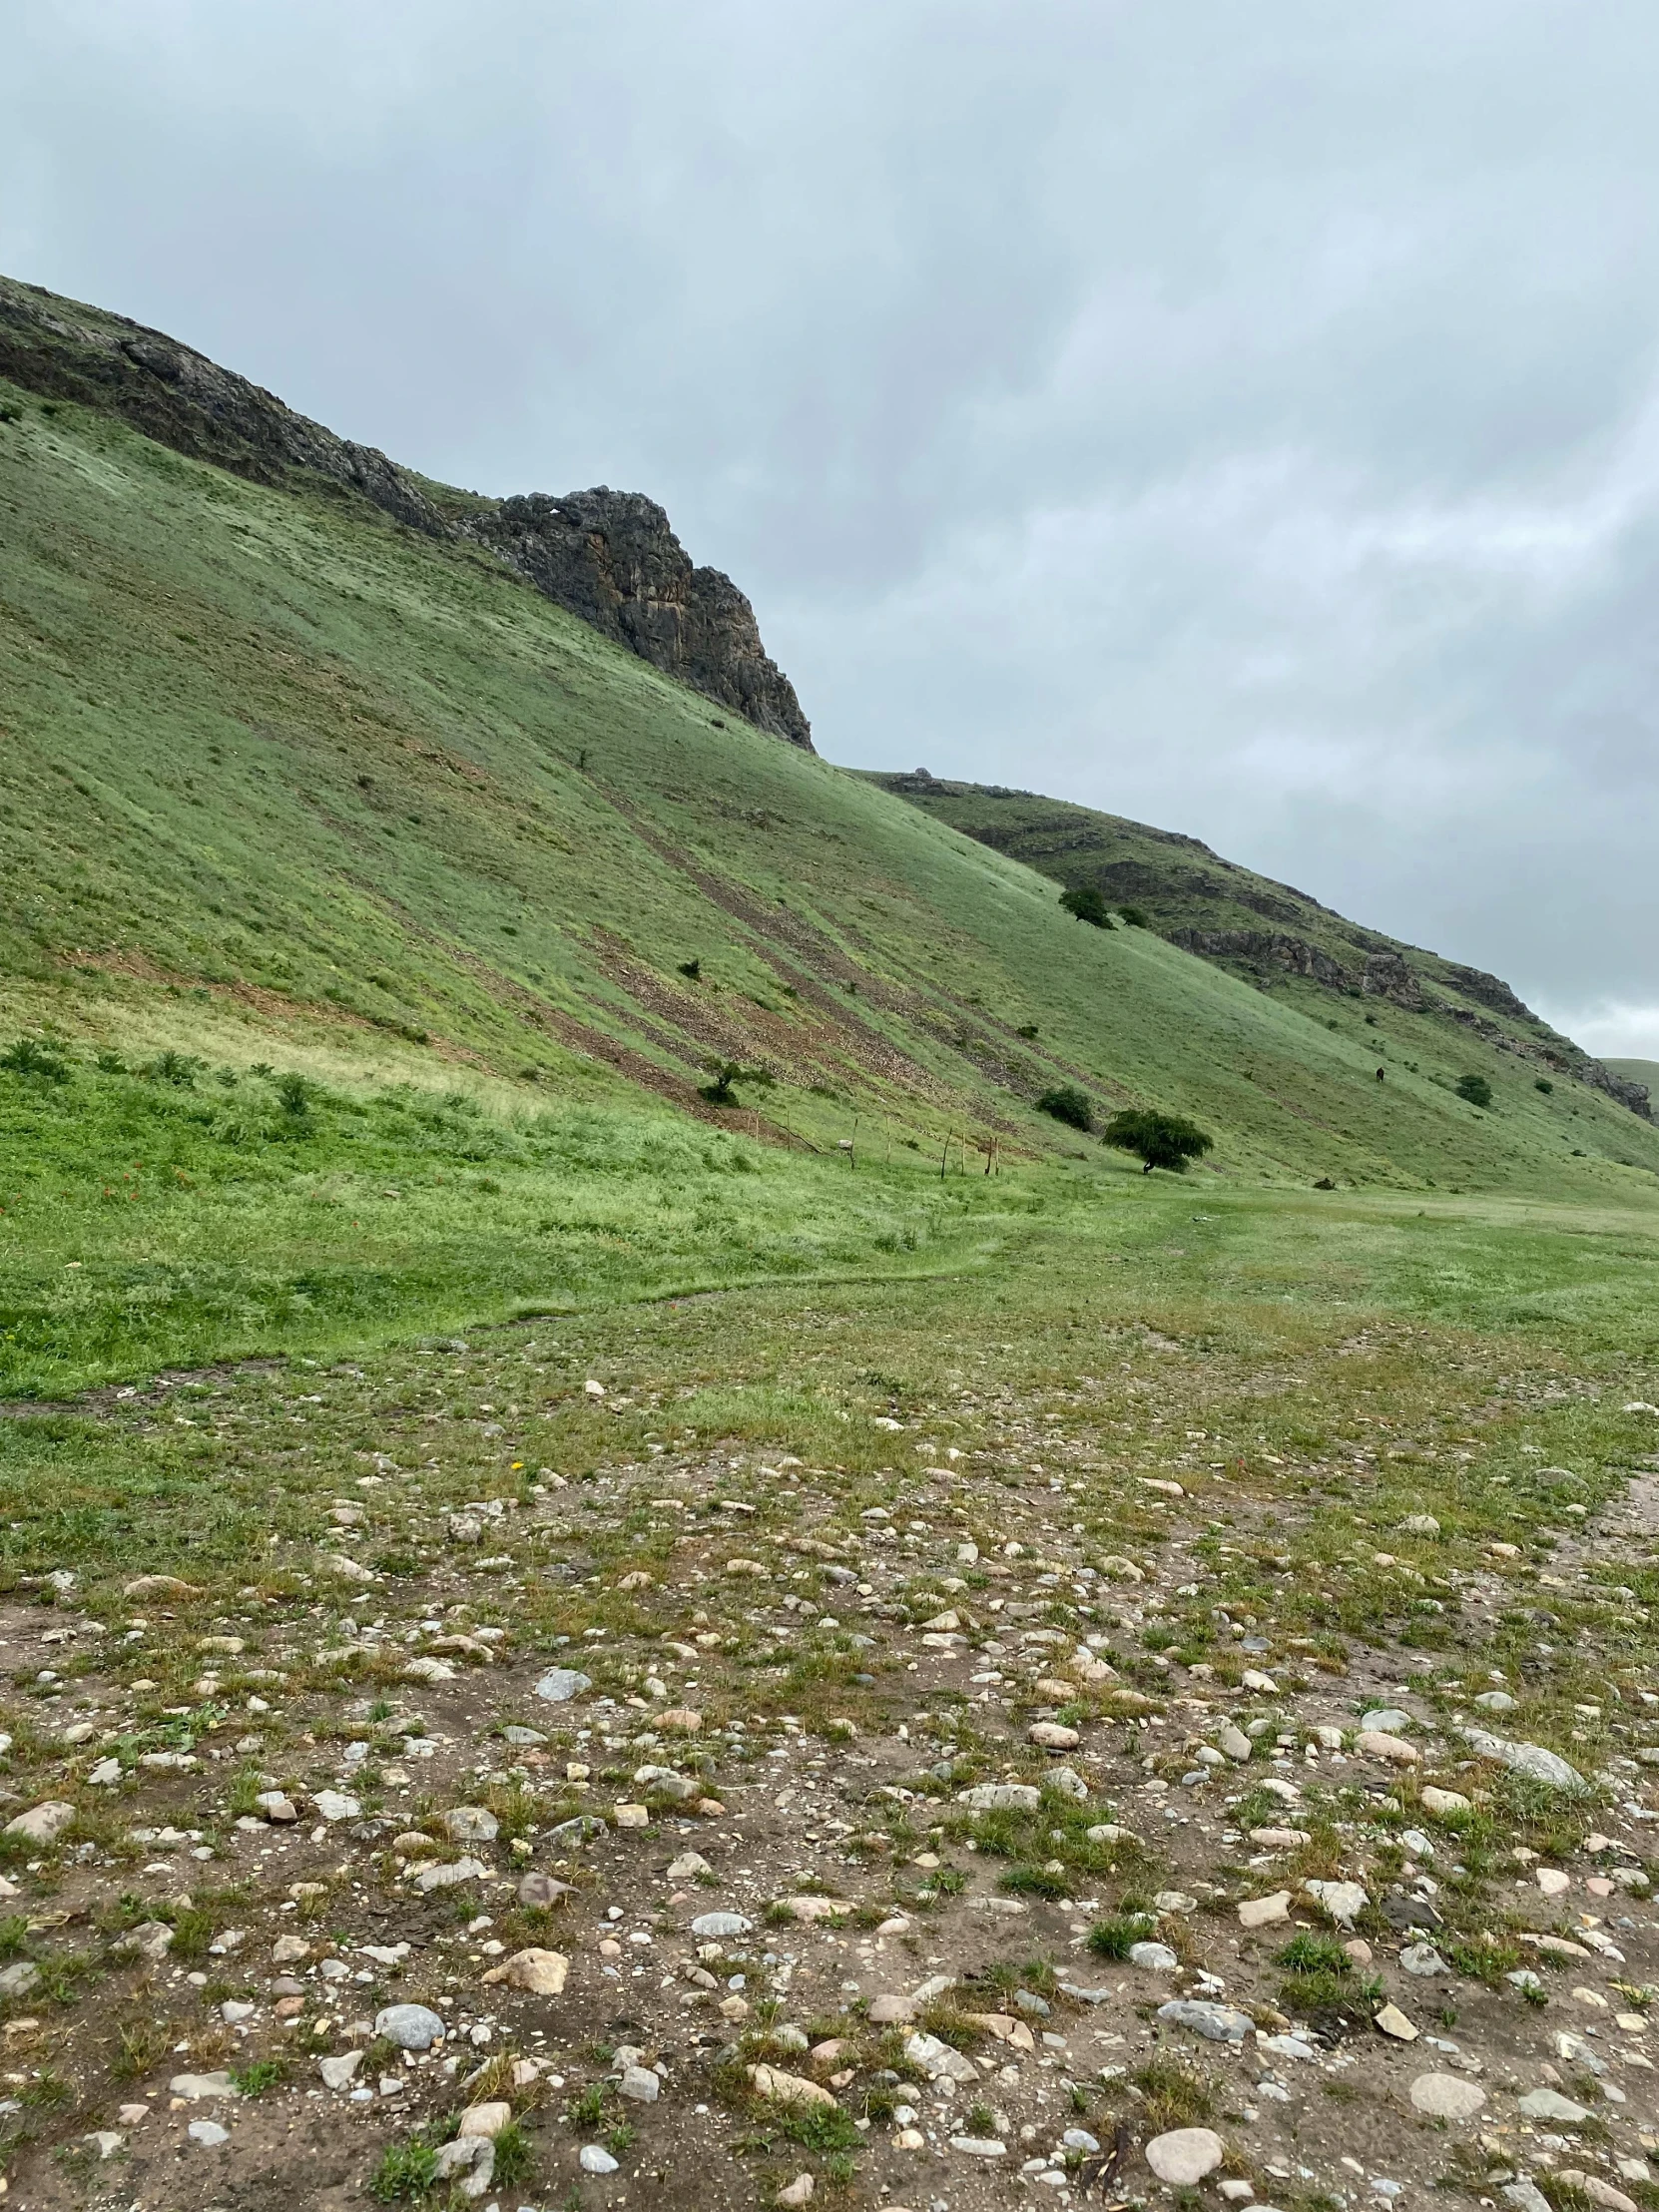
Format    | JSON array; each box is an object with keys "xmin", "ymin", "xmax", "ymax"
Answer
[
  {"xmin": 1036, "ymin": 1085, "xmax": 1094, "ymax": 1132},
  {"xmin": 1455, "ymin": 1073, "xmax": 1493, "ymax": 1109},
  {"xmin": 1117, "ymin": 904, "xmax": 1150, "ymax": 927},
  {"xmin": 1103, "ymin": 1107, "xmax": 1213, "ymax": 1174},
  {"xmin": 1059, "ymin": 884, "xmax": 1111, "ymax": 928},
  {"xmin": 700, "ymin": 1060, "xmax": 775, "ymax": 1106}
]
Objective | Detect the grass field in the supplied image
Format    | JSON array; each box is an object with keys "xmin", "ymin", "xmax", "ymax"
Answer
[{"xmin": 3, "ymin": 289, "xmax": 1659, "ymax": 2206}]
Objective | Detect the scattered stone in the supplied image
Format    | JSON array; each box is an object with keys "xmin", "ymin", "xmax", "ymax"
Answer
[
  {"xmin": 170, "ymin": 2072, "xmax": 238, "ymax": 2100},
  {"xmin": 1238, "ymin": 1892, "xmax": 1292, "ymax": 1929},
  {"xmin": 412, "ymin": 1856, "xmax": 490, "ymax": 1894},
  {"xmin": 1375, "ymin": 2003, "xmax": 1418, "ymax": 2040},
  {"xmin": 1557, "ymin": 2173, "xmax": 1641, "ymax": 2212},
  {"xmin": 778, "ymin": 2176, "xmax": 816, "ymax": 2206},
  {"xmin": 319, "ymin": 2051, "xmax": 363, "ymax": 2089},
  {"xmin": 1128, "ymin": 1940, "xmax": 1179, "ymax": 1970},
  {"xmin": 749, "ymin": 2063, "xmax": 836, "ymax": 2106},
  {"xmin": 458, "ymin": 2100, "xmax": 512, "ymax": 2137},
  {"xmin": 905, "ymin": 2030, "xmax": 980, "ymax": 2083},
  {"xmin": 1304, "ymin": 1880, "xmax": 1369, "ymax": 1929},
  {"xmin": 4, "ymin": 1801, "xmax": 74, "ymax": 1843},
  {"xmin": 1399, "ymin": 1943, "xmax": 1451, "ymax": 1976},
  {"xmin": 441, "ymin": 1805, "xmax": 499, "ymax": 1844},
  {"xmin": 1145, "ymin": 2128, "xmax": 1225, "ymax": 2185},
  {"xmin": 1460, "ymin": 1729, "xmax": 1585, "ymax": 1792},
  {"xmin": 535, "ymin": 1668, "xmax": 593, "ymax": 1704},
  {"xmin": 1398, "ymin": 1514, "xmax": 1440, "ymax": 1537},
  {"xmin": 1358, "ymin": 1729, "xmax": 1419, "ymax": 1767},
  {"xmin": 690, "ymin": 1911, "xmax": 752, "ymax": 1938},
  {"xmin": 618, "ymin": 2065, "xmax": 660, "ymax": 2102},
  {"xmin": 1156, "ymin": 2000, "xmax": 1252, "ymax": 2043},
  {"xmin": 1420, "ymin": 1787, "xmax": 1470, "ymax": 1817},
  {"xmin": 517, "ymin": 1872, "xmax": 576, "ymax": 1909},
  {"xmin": 1028, "ymin": 1721, "xmax": 1080, "ymax": 1749},
  {"xmin": 867, "ymin": 1993, "xmax": 914, "ymax": 2024},
  {"xmin": 1516, "ymin": 2088, "xmax": 1589, "ymax": 2123},
  {"xmin": 1409, "ymin": 2073, "xmax": 1485, "ymax": 2119},
  {"xmin": 959, "ymin": 1783, "xmax": 1041, "ymax": 1811},
  {"xmin": 482, "ymin": 1946, "xmax": 568, "ymax": 1994},
  {"xmin": 188, "ymin": 2120, "xmax": 230, "ymax": 2147},
  {"xmin": 375, "ymin": 2003, "xmax": 446, "ymax": 2050}
]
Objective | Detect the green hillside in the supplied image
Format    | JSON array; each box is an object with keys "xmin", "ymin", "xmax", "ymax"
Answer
[
  {"xmin": 3, "ymin": 286, "xmax": 1659, "ymax": 1391},
  {"xmin": 864, "ymin": 770, "xmax": 1652, "ymax": 1122},
  {"xmin": 1609, "ymin": 1057, "xmax": 1659, "ymax": 1093}
]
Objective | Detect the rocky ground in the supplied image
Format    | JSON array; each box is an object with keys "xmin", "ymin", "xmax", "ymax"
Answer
[{"xmin": 0, "ymin": 1299, "xmax": 1657, "ymax": 2212}]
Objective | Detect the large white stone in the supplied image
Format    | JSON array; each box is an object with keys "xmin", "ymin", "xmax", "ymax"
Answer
[
  {"xmin": 1409, "ymin": 2073, "xmax": 1485, "ymax": 2120},
  {"xmin": 1145, "ymin": 2128, "xmax": 1225, "ymax": 2185}
]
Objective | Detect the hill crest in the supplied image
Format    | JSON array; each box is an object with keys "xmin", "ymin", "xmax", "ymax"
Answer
[{"xmin": 0, "ymin": 275, "xmax": 811, "ymax": 747}]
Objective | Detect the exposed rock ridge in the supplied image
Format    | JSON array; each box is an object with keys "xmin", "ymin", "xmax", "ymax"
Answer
[
  {"xmin": 462, "ymin": 491, "xmax": 812, "ymax": 747},
  {"xmin": 0, "ymin": 274, "xmax": 811, "ymax": 749},
  {"xmin": 1169, "ymin": 930, "xmax": 1647, "ymax": 1115}
]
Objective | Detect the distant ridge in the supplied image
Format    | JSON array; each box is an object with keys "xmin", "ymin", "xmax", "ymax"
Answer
[
  {"xmin": 868, "ymin": 770, "xmax": 1652, "ymax": 1122},
  {"xmin": 0, "ymin": 274, "xmax": 812, "ymax": 747}
]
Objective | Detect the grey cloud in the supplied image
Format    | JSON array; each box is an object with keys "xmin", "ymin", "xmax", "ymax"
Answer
[{"xmin": 5, "ymin": 0, "xmax": 1659, "ymax": 1045}]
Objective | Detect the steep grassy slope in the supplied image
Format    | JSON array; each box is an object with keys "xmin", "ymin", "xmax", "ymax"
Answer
[
  {"xmin": 1610, "ymin": 1058, "xmax": 1659, "ymax": 1095},
  {"xmin": 865, "ymin": 771, "xmax": 1651, "ymax": 1120},
  {"xmin": 3, "ymin": 334, "xmax": 1659, "ymax": 1319}
]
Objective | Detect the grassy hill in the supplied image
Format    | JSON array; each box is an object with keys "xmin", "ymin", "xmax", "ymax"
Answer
[
  {"xmin": 864, "ymin": 770, "xmax": 1651, "ymax": 1121},
  {"xmin": 3, "ymin": 279, "xmax": 1659, "ymax": 1391},
  {"xmin": 1609, "ymin": 1058, "xmax": 1659, "ymax": 1094}
]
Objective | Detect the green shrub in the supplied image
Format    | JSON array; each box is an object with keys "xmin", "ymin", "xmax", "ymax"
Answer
[
  {"xmin": 1534, "ymin": 1077, "xmax": 1553, "ymax": 1094},
  {"xmin": 1102, "ymin": 1107, "xmax": 1213, "ymax": 1174},
  {"xmin": 274, "ymin": 1070, "xmax": 311, "ymax": 1116},
  {"xmin": 369, "ymin": 2140, "xmax": 439, "ymax": 2200},
  {"xmin": 1036, "ymin": 1085, "xmax": 1094, "ymax": 1132},
  {"xmin": 1117, "ymin": 904, "xmax": 1150, "ymax": 926},
  {"xmin": 1059, "ymin": 884, "xmax": 1111, "ymax": 927},
  {"xmin": 0, "ymin": 1037, "xmax": 69, "ymax": 1082},
  {"xmin": 145, "ymin": 1049, "xmax": 200, "ymax": 1087},
  {"xmin": 1456, "ymin": 1074, "xmax": 1493, "ymax": 1109}
]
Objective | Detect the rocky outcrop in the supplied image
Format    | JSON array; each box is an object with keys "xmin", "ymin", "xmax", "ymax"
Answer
[
  {"xmin": 1444, "ymin": 963, "xmax": 1540, "ymax": 1026},
  {"xmin": 1169, "ymin": 929, "xmax": 1354, "ymax": 990},
  {"xmin": 0, "ymin": 275, "xmax": 810, "ymax": 748},
  {"xmin": 0, "ymin": 277, "xmax": 443, "ymax": 532},
  {"xmin": 465, "ymin": 492, "xmax": 811, "ymax": 747}
]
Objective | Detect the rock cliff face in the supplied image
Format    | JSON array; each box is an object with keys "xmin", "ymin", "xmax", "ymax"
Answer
[
  {"xmin": 467, "ymin": 492, "xmax": 811, "ymax": 746},
  {"xmin": 0, "ymin": 275, "xmax": 811, "ymax": 748}
]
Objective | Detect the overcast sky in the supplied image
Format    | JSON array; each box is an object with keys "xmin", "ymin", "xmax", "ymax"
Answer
[{"xmin": 7, "ymin": 2, "xmax": 1659, "ymax": 1058}]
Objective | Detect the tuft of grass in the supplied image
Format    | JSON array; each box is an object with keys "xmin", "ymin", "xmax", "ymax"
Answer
[
  {"xmin": 1131, "ymin": 2053, "xmax": 1214, "ymax": 2130},
  {"xmin": 1088, "ymin": 1913, "xmax": 1156, "ymax": 1959},
  {"xmin": 369, "ymin": 2139, "xmax": 440, "ymax": 2201}
]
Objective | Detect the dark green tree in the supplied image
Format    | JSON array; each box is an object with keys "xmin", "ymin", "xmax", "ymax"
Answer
[
  {"xmin": 1059, "ymin": 884, "xmax": 1111, "ymax": 928},
  {"xmin": 1036, "ymin": 1085, "xmax": 1094, "ymax": 1132},
  {"xmin": 1455, "ymin": 1074, "xmax": 1493, "ymax": 1109},
  {"xmin": 1103, "ymin": 1107, "xmax": 1213, "ymax": 1174}
]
